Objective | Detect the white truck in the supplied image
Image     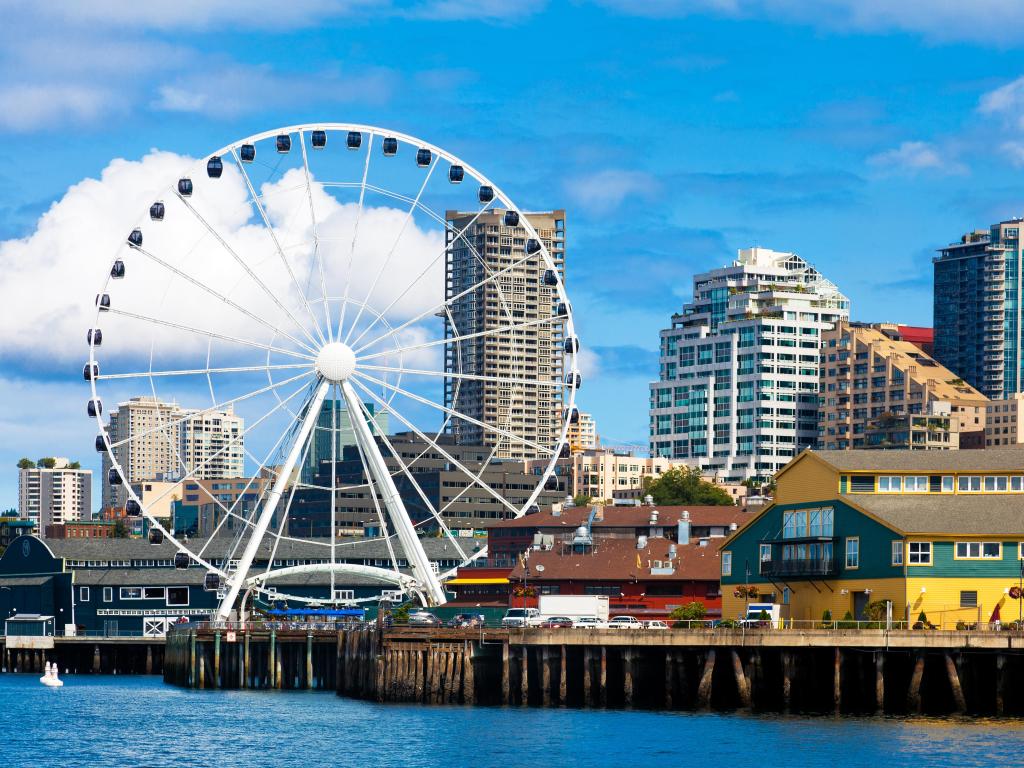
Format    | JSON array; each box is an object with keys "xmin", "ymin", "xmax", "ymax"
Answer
[
  {"xmin": 739, "ymin": 602, "xmax": 782, "ymax": 629},
  {"xmin": 538, "ymin": 595, "xmax": 610, "ymax": 622}
]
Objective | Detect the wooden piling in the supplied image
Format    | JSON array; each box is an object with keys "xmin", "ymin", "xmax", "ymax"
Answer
[
  {"xmin": 520, "ymin": 647, "xmax": 529, "ymax": 706},
  {"xmin": 833, "ymin": 648, "xmax": 841, "ymax": 715},
  {"xmin": 907, "ymin": 652, "xmax": 925, "ymax": 714},
  {"xmin": 93, "ymin": 643, "xmax": 101, "ymax": 674},
  {"xmin": 623, "ymin": 648, "xmax": 634, "ymax": 708},
  {"xmin": 583, "ymin": 647, "xmax": 592, "ymax": 707},
  {"xmin": 559, "ymin": 645, "xmax": 567, "ymax": 706},
  {"xmin": 213, "ymin": 632, "xmax": 221, "ymax": 689},
  {"xmin": 945, "ymin": 653, "xmax": 966, "ymax": 714},
  {"xmin": 306, "ymin": 633, "xmax": 314, "ymax": 690},
  {"xmin": 697, "ymin": 650, "xmax": 715, "ymax": 710},
  {"xmin": 189, "ymin": 632, "xmax": 196, "ymax": 687},
  {"xmin": 269, "ymin": 630, "xmax": 276, "ymax": 689},
  {"xmin": 541, "ymin": 646, "xmax": 552, "ymax": 707},
  {"xmin": 874, "ymin": 652, "xmax": 884, "ymax": 714},
  {"xmin": 732, "ymin": 650, "xmax": 751, "ymax": 709},
  {"xmin": 996, "ymin": 654, "xmax": 1006, "ymax": 716},
  {"xmin": 599, "ymin": 646, "xmax": 608, "ymax": 707},
  {"xmin": 145, "ymin": 645, "xmax": 153, "ymax": 675},
  {"xmin": 664, "ymin": 649, "xmax": 674, "ymax": 709},
  {"xmin": 781, "ymin": 651, "xmax": 792, "ymax": 713},
  {"xmin": 244, "ymin": 631, "xmax": 251, "ymax": 689},
  {"xmin": 463, "ymin": 643, "xmax": 475, "ymax": 705},
  {"xmin": 414, "ymin": 649, "xmax": 425, "ymax": 702},
  {"xmin": 501, "ymin": 641, "xmax": 511, "ymax": 705},
  {"xmin": 275, "ymin": 640, "xmax": 282, "ymax": 690}
]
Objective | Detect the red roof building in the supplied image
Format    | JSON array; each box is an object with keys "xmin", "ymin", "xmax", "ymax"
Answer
[{"xmin": 896, "ymin": 325, "xmax": 934, "ymax": 356}]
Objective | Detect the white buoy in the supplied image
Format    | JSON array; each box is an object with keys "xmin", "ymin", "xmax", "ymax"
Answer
[{"xmin": 40, "ymin": 661, "xmax": 63, "ymax": 687}]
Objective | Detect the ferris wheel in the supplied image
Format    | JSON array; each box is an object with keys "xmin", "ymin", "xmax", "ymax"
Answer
[{"xmin": 85, "ymin": 123, "xmax": 580, "ymax": 618}]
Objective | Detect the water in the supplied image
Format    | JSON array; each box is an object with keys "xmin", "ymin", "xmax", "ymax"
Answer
[{"xmin": 6, "ymin": 675, "xmax": 1023, "ymax": 768}]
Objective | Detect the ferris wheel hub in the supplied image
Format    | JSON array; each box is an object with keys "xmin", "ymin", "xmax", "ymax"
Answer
[{"xmin": 314, "ymin": 342, "xmax": 356, "ymax": 382}]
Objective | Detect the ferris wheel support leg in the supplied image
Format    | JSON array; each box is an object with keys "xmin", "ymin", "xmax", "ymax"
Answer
[
  {"xmin": 340, "ymin": 380, "xmax": 447, "ymax": 607},
  {"xmin": 215, "ymin": 379, "xmax": 331, "ymax": 621}
]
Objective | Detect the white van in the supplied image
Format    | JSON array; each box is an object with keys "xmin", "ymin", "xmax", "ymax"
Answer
[{"xmin": 501, "ymin": 607, "xmax": 542, "ymax": 628}]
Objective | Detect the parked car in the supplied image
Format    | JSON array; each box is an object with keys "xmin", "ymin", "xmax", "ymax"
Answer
[
  {"xmin": 572, "ymin": 616, "xmax": 608, "ymax": 629},
  {"xmin": 539, "ymin": 616, "xmax": 574, "ymax": 628},
  {"xmin": 644, "ymin": 620, "xmax": 669, "ymax": 630},
  {"xmin": 407, "ymin": 611, "xmax": 442, "ymax": 626},
  {"xmin": 447, "ymin": 613, "xmax": 485, "ymax": 628},
  {"xmin": 501, "ymin": 608, "xmax": 542, "ymax": 628},
  {"xmin": 607, "ymin": 615, "xmax": 644, "ymax": 630}
]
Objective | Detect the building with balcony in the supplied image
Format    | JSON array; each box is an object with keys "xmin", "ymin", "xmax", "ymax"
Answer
[
  {"xmin": 934, "ymin": 221, "xmax": 1024, "ymax": 399},
  {"xmin": 650, "ymin": 247, "xmax": 849, "ymax": 483},
  {"xmin": 17, "ymin": 458, "xmax": 92, "ymax": 532},
  {"xmin": 985, "ymin": 393, "xmax": 1024, "ymax": 447},
  {"xmin": 567, "ymin": 412, "xmax": 598, "ymax": 453},
  {"xmin": 720, "ymin": 447, "xmax": 1024, "ymax": 628},
  {"xmin": 818, "ymin": 321, "xmax": 987, "ymax": 450}
]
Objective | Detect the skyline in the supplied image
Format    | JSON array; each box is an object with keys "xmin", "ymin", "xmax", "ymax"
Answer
[{"xmin": 5, "ymin": 2, "xmax": 1024, "ymax": 505}]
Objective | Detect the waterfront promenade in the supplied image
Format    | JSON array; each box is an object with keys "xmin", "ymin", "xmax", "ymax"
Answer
[{"xmin": 164, "ymin": 623, "xmax": 1024, "ymax": 716}]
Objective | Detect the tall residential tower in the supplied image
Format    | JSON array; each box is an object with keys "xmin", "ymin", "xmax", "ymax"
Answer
[
  {"xmin": 444, "ymin": 208, "xmax": 566, "ymax": 459},
  {"xmin": 649, "ymin": 247, "xmax": 849, "ymax": 482},
  {"xmin": 934, "ymin": 220, "xmax": 1024, "ymax": 399}
]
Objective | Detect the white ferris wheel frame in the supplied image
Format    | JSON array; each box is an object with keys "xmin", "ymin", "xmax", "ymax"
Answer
[{"xmin": 87, "ymin": 122, "xmax": 580, "ymax": 619}]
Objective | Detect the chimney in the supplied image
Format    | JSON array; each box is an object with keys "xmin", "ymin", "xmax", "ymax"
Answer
[
  {"xmin": 552, "ymin": 503, "xmax": 562, "ymax": 517},
  {"xmin": 636, "ymin": 534, "xmax": 648, "ymax": 550},
  {"xmin": 677, "ymin": 511, "xmax": 691, "ymax": 545}
]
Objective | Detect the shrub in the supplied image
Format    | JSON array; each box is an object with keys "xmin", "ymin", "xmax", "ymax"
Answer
[
  {"xmin": 821, "ymin": 609, "xmax": 833, "ymax": 628},
  {"xmin": 838, "ymin": 611, "xmax": 856, "ymax": 629},
  {"xmin": 669, "ymin": 602, "xmax": 707, "ymax": 623}
]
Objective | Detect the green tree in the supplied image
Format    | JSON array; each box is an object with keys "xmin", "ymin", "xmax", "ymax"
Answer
[
  {"xmin": 572, "ymin": 494, "xmax": 592, "ymax": 507},
  {"xmin": 37, "ymin": 457, "xmax": 56, "ymax": 469},
  {"xmin": 669, "ymin": 601, "xmax": 707, "ymax": 627},
  {"xmin": 112, "ymin": 520, "xmax": 129, "ymax": 539},
  {"xmin": 67, "ymin": 461, "xmax": 81, "ymax": 470},
  {"xmin": 642, "ymin": 467, "xmax": 735, "ymax": 506},
  {"xmin": 16, "ymin": 458, "xmax": 35, "ymax": 470}
]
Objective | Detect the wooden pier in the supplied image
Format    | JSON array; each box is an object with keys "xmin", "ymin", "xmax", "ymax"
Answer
[
  {"xmin": 0, "ymin": 636, "xmax": 165, "ymax": 675},
  {"xmin": 164, "ymin": 625, "xmax": 1024, "ymax": 715}
]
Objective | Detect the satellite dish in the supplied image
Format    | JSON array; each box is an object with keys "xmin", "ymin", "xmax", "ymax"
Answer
[{"xmin": 535, "ymin": 564, "xmax": 545, "ymax": 572}]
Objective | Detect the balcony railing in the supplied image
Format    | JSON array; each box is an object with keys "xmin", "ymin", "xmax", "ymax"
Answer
[{"xmin": 760, "ymin": 557, "xmax": 838, "ymax": 578}]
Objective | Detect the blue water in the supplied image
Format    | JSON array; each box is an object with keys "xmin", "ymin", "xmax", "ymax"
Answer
[{"xmin": 5, "ymin": 674, "xmax": 1023, "ymax": 768}]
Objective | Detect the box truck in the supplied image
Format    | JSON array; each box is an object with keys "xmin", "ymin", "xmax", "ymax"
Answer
[{"xmin": 538, "ymin": 595, "xmax": 610, "ymax": 621}]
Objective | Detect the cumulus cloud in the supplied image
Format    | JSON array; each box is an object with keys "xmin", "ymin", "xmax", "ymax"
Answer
[
  {"xmin": 867, "ymin": 141, "xmax": 964, "ymax": 176},
  {"xmin": 564, "ymin": 169, "xmax": 659, "ymax": 213},
  {"xmin": 0, "ymin": 148, "xmax": 450, "ymax": 378}
]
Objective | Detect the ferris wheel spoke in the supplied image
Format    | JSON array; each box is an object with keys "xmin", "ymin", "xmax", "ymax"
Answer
[
  {"xmin": 348, "ymin": 377, "xmax": 522, "ymax": 517},
  {"xmin": 345, "ymin": 401, "xmax": 401, "ymax": 578},
  {"xmin": 336, "ymin": 132, "xmax": 375, "ymax": 341},
  {"xmin": 357, "ymin": 363, "xmax": 568, "ymax": 389},
  {"xmin": 132, "ymin": 245, "xmax": 319, "ymax": 356},
  {"xmin": 347, "ymin": 197, "xmax": 499, "ymax": 351},
  {"xmin": 355, "ymin": 399, "xmax": 469, "ymax": 562},
  {"xmin": 106, "ymin": 308, "xmax": 315, "ymax": 362},
  {"xmin": 174, "ymin": 190, "xmax": 323, "ymax": 352},
  {"xmin": 342, "ymin": 156, "xmax": 438, "ymax": 345},
  {"xmin": 356, "ymin": 315, "xmax": 560, "ymax": 362},
  {"xmin": 135, "ymin": 375, "xmax": 316, "ymax": 520},
  {"xmin": 98, "ymin": 363, "xmax": 309, "ymax": 381},
  {"xmin": 298, "ymin": 130, "xmax": 333, "ymax": 343},
  {"xmin": 352, "ymin": 370, "xmax": 555, "ymax": 457},
  {"xmin": 229, "ymin": 146, "xmax": 328, "ymax": 347},
  {"xmin": 109, "ymin": 370, "xmax": 313, "ymax": 449}
]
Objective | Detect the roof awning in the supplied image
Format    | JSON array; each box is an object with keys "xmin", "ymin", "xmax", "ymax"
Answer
[{"xmin": 446, "ymin": 578, "xmax": 510, "ymax": 585}]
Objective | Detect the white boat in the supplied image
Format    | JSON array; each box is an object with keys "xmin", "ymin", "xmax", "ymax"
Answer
[{"xmin": 39, "ymin": 662, "xmax": 63, "ymax": 688}]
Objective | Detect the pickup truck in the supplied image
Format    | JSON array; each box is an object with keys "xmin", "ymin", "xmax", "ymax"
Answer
[{"xmin": 501, "ymin": 607, "xmax": 542, "ymax": 628}]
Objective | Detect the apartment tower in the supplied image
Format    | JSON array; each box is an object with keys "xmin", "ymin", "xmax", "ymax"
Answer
[
  {"xmin": 18, "ymin": 458, "xmax": 92, "ymax": 531},
  {"xmin": 443, "ymin": 208, "xmax": 566, "ymax": 459},
  {"xmin": 649, "ymin": 247, "xmax": 849, "ymax": 482}
]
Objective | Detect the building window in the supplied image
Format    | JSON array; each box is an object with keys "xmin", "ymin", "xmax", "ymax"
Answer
[
  {"xmin": 782, "ymin": 587, "xmax": 791, "ymax": 605},
  {"xmin": 722, "ymin": 551, "xmax": 732, "ymax": 577},
  {"xmin": 905, "ymin": 476, "xmax": 928, "ymax": 492},
  {"xmin": 166, "ymin": 587, "xmax": 189, "ymax": 607},
  {"xmin": 960, "ymin": 590, "xmax": 979, "ymax": 609},
  {"xmin": 908, "ymin": 542, "xmax": 932, "ymax": 565},
  {"xmin": 955, "ymin": 542, "xmax": 1001, "ymax": 559},
  {"xmin": 79, "ymin": 587, "xmax": 90, "ymax": 602},
  {"xmin": 332, "ymin": 589, "xmax": 355, "ymax": 601},
  {"xmin": 845, "ymin": 537, "xmax": 859, "ymax": 569},
  {"xmin": 759, "ymin": 543, "xmax": 772, "ymax": 573},
  {"xmin": 941, "ymin": 476, "xmax": 954, "ymax": 493},
  {"xmin": 958, "ymin": 476, "xmax": 982, "ymax": 492},
  {"xmin": 892, "ymin": 541, "xmax": 904, "ymax": 566},
  {"xmin": 877, "ymin": 476, "xmax": 902, "ymax": 492},
  {"xmin": 120, "ymin": 587, "xmax": 142, "ymax": 600},
  {"xmin": 103, "ymin": 587, "xmax": 112, "ymax": 603}
]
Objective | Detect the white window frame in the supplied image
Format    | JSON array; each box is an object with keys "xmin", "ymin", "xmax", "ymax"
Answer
[
  {"xmin": 955, "ymin": 541, "xmax": 1001, "ymax": 560},
  {"xmin": 905, "ymin": 476, "xmax": 928, "ymax": 492},
  {"xmin": 958, "ymin": 476, "xmax": 982, "ymax": 492},
  {"xmin": 878, "ymin": 475, "xmax": 902, "ymax": 492},
  {"xmin": 941, "ymin": 476, "xmax": 954, "ymax": 493},
  {"xmin": 143, "ymin": 587, "xmax": 166, "ymax": 600},
  {"xmin": 891, "ymin": 540, "xmax": 904, "ymax": 566},
  {"xmin": 79, "ymin": 586, "xmax": 90, "ymax": 602},
  {"xmin": 102, "ymin": 587, "xmax": 113, "ymax": 603},
  {"xmin": 722, "ymin": 551, "xmax": 732, "ymax": 577},
  {"xmin": 120, "ymin": 587, "xmax": 143, "ymax": 600},
  {"xmin": 845, "ymin": 537, "xmax": 860, "ymax": 569},
  {"xmin": 332, "ymin": 589, "xmax": 355, "ymax": 602},
  {"xmin": 908, "ymin": 541, "xmax": 932, "ymax": 565},
  {"xmin": 166, "ymin": 586, "xmax": 189, "ymax": 607}
]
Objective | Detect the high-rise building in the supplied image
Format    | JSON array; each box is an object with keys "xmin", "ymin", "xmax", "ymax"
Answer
[
  {"xmin": 567, "ymin": 411, "xmax": 598, "ymax": 453},
  {"xmin": 18, "ymin": 458, "xmax": 92, "ymax": 531},
  {"xmin": 984, "ymin": 393, "xmax": 1024, "ymax": 447},
  {"xmin": 934, "ymin": 221, "xmax": 1024, "ymax": 399},
  {"xmin": 443, "ymin": 208, "xmax": 566, "ymax": 460},
  {"xmin": 818, "ymin": 321, "xmax": 988, "ymax": 450},
  {"xmin": 301, "ymin": 400, "xmax": 388, "ymax": 484},
  {"xmin": 102, "ymin": 397, "xmax": 243, "ymax": 509},
  {"xmin": 649, "ymin": 247, "xmax": 849, "ymax": 482}
]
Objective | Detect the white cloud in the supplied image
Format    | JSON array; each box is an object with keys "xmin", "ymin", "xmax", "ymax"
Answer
[
  {"xmin": 564, "ymin": 169, "xmax": 659, "ymax": 213},
  {"xmin": 0, "ymin": 84, "xmax": 117, "ymax": 131},
  {"xmin": 1000, "ymin": 141, "xmax": 1024, "ymax": 168},
  {"xmin": 867, "ymin": 141, "xmax": 964, "ymax": 176},
  {"xmin": 594, "ymin": 0, "xmax": 1024, "ymax": 44},
  {"xmin": 577, "ymin": 347, "xmax": 601, "ymax": 379},
  {"xmin": 978, "ymin": 76, "xmax": 1024, "ymax": 130}
]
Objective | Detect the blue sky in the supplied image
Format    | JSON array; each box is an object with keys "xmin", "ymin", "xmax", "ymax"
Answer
[{"xmin": 4, "ymin": 0, "xmax": 1024, "ymax": 508}]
